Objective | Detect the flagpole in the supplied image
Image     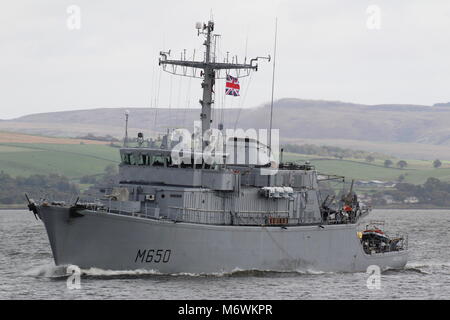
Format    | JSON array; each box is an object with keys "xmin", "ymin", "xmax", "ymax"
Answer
[{"xmin": 269, "ymin": 17, "xmax": 278, "ymax": 155}]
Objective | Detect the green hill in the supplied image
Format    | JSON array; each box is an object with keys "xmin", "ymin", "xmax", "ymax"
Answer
[
  {"xmin": 283, "ymin": 152, "xmax": 450, "ymax": 185},
  {"xmin": 0, "ymin": 143, "xmax": 120, "ymax": 179},
  {"xmin": 4, "ymin": 99, "xmax": 450, "ymax": 160},
  {"xmin": 1, "ymin": 139, "xmax": 450, "ymax": 186}
]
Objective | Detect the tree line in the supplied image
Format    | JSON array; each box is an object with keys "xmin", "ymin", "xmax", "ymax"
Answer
[
  {"xmin": 371, "ymin": 177, "xmax": 450, "ymax": 206},
  {"xmin": 282, "ymin": 144, "xmax": 387, "ymax": 160},
  {"xmin": 0, "ymin": 171, "xmax": 79, "ymax": 205},
  {"xmin": 0, "ymin": 165, "xmax": 118, "ymax": 206},
  {"xmin": 283, "ymin": 144, "xmax": 445, "ymax": 169}
]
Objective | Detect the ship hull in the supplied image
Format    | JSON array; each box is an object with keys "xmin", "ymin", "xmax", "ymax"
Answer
[{"xmin": 38, "ymin": 206, "xmax": 407, "ymax": 274}]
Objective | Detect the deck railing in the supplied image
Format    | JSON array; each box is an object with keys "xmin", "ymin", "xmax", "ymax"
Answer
[
  {"xmin": 164, "ymin": 207, "xmax": 323, "ymax": 226},
  {"xmin": 104, "ymin": 204, "xmax": 366, "ymax": 227}
]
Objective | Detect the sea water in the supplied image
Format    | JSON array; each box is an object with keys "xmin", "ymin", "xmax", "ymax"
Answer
[{"xmin": 1, "ymin": 209, "xmax": 449, "ymax": 299}]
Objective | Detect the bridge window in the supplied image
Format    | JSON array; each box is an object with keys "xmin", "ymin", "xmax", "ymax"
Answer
[
  {"xmin": 131, "ymin": 154, "xmax": 140, "ymax": 165},
  {"xmin": 121, "ymin": 152, "xmax": 220, "ymax": 170},
  {"xmin": 121, "ymin": 153, "xmax": 131, "ymax": 165},
  {"xmin": 152, "ymin": 155, "xmax": 165, "ymax": 166},
  {"xmin": 141, "ymin": 154, "xmax": 150, "ymax": 165}
]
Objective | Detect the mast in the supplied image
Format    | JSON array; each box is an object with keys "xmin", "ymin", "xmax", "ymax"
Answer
[
  {"xmin": 201, "ymin": 21, "xmax": 214, "ymax": 139},
  {"xmin": 123, "ymin": 110, "xmax": 129, "ymax": 147},
  {"xmin": 159, "ymin": 20, "xmax": 270, "ymax": 148},
  {"xmin": 268, "ymin": 18, "xmax": 278, "ymax": 155}
]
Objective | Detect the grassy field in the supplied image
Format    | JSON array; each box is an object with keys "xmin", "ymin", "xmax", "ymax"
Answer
[
  {"xmin": 283, "ymin": 152, "xmax": 450, "ymax": 184},
  {"xmin": 1, "ymin": 145, "xmax": 449, "ymax": 185},
  {"xmin": 0, "ymin": 144, "xmax": 119, "ymax": 178},
  {"xmin": 0, "ymin": 140, "xmax": 120, "ymax": 179},
  {"xmin": 0, "ymin": 131, "xmax": 109, "ymax": 144},
  {"xmin": 1, "ymin": 132, "xmax": 450, "ymax": 185}
]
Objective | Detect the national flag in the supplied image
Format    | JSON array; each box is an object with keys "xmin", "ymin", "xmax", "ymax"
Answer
[{"xmin": 225, "ymin": 75, "xmax": 240, "ymax": 96}]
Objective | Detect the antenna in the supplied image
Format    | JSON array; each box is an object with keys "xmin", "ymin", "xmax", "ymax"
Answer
[
  {"xmin": 124, "ymin": 110, "xmax": 130, "ymax": 147},
  {"xmin": 159, "ymin": 20, "xmax": 270, "ymax": 149},
  {"xmin": 268, "ymin": 18, "xmax": 278, "ymax": 154}
]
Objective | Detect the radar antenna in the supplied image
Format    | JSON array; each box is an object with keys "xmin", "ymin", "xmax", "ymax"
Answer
[{"xmin": 159, "ymin": 20, "xmax": 270, "ymax": 148}]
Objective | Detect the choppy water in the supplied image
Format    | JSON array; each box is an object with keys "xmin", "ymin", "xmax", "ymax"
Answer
[{"xmin": 0, "ymin": 209, "xmax": 449, "ymax": 299}]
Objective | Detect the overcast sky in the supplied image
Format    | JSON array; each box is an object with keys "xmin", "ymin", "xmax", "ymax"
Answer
[{"xmin": 1, "ymin": 0, "xmax": 450, "ymax": 119}]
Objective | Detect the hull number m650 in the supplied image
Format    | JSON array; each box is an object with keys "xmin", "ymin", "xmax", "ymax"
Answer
[{"xmin": 135, "ymin": 249, "xmax": 171, "ymax": 263}]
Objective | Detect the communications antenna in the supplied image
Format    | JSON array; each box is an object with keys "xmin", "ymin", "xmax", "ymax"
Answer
[{"xmin": 159, "ymin": 20, "xmax": 270, "ymax": 148}]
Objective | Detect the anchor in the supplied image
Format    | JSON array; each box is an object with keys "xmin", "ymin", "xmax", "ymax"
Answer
[
  {"xmin": 25, "ymin": 194, "xmax": 39, "ymax": 220},
  {"xmin": 69, "ymin": 197, "xmax": 85, "ymax": 218}
]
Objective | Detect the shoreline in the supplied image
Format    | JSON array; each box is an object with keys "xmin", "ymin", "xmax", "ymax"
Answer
[
  {"xmin": 0, "ymin": 205, "xmax": 27, "ymax": 210},
  {"xmin": 1, "ymin": 205, "xmax": 449, "ymax": 211},
  {"xmin": 373, "ymin": 204, "xmax": 450, "ymax": 210}
]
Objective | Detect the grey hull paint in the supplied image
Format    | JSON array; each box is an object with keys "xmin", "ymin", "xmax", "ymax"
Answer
[{"xmin": 39, "ymin": 206, "xmax": 407, "ymax": 274}]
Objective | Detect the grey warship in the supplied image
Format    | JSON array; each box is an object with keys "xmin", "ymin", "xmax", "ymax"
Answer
[{"xmin": 28, "ymin": 20, "xmax": 408, "ymax": 274}]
